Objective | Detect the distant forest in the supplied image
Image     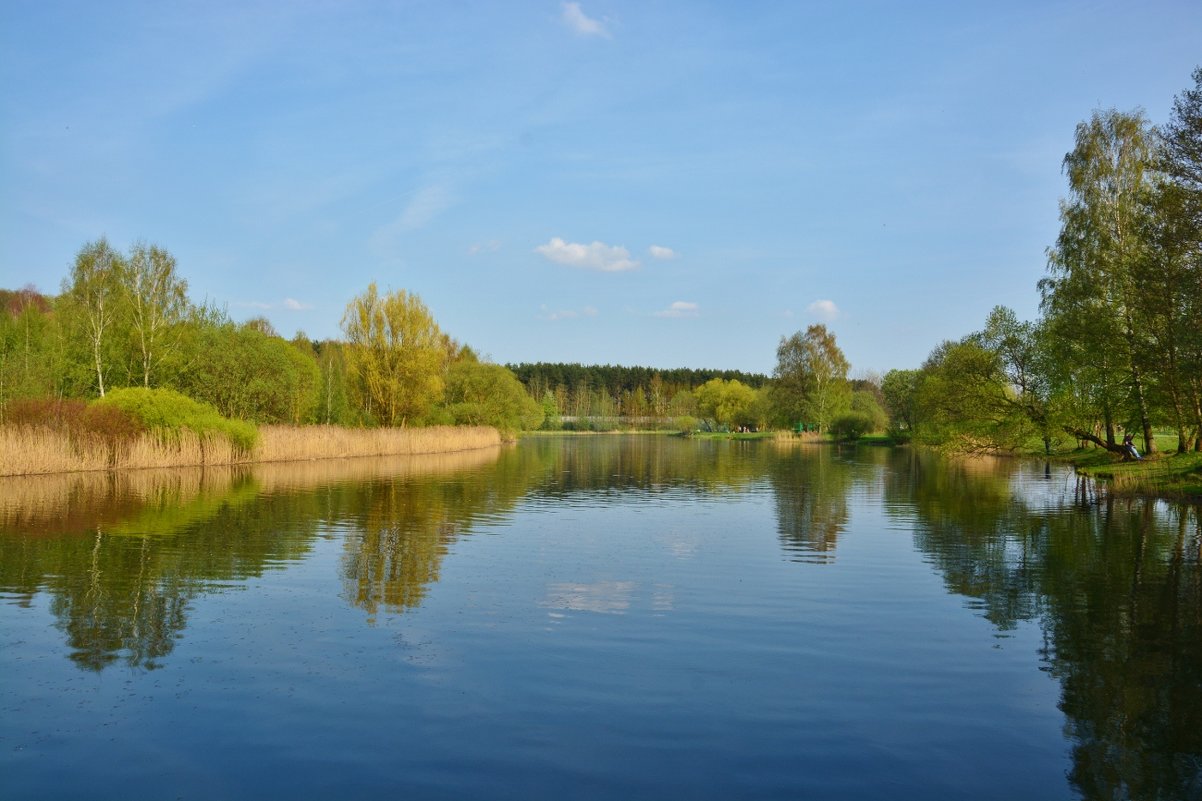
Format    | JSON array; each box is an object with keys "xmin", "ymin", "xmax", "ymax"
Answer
[{"xmin": 506, "ymin": 362, "xmax": 768, "ymax": 419}]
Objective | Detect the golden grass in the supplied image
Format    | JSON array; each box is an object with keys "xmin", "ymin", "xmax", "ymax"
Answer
[
  {"xmin": 255, "ymin": 424, "xmax": 501, "ymax": 463},
  {"xmin": 0, "ymin": 427, "xmax": 244, "ymax": 476},
  {"xmin": 0, "ymin": 423, "xmax": 503, "ymax": 477}
]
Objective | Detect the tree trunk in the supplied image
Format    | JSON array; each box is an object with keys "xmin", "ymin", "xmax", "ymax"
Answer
[{"xmin": 1065, "ymin": 426, "xmax": 1133, "ymax": 458}]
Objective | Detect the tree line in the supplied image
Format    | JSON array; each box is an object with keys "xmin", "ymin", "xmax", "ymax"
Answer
[
  {"xmin": 506, "ymin": 362, "xmax": 768, "ymax": 423},
  {"xmin": 881, "ymin": 68, "xmax": 1202, "ymax": 455},
  {"xmin": 0, "ymin": 249, "xmax": 540, "ymax": 433}
]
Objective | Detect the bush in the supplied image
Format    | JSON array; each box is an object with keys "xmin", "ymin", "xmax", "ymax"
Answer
[
  {"xmin": 674, "ymin": 415, "xmax": 699, "ymax": 434},
  {"xmin": 4, "ymin": 397, "xmax": 145, "ymax": 445},
  {"xmin": 93, "ymin": 387, "xmax": 258, "ymax": 454},
  {"xmin": 830, "ymin": 411, "xmax": 874, "ymax": 441}
]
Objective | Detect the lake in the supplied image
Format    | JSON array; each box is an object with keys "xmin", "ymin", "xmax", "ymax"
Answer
[{"xmin": 1, "ymin": 436, "xmax": 1199, "ymax": 801}]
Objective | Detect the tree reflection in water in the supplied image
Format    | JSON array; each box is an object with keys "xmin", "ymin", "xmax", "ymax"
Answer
[
  {"xmin": 1, "ymin": 437, "xmax": 1199, "ymax": 799},
  {"xmin": 768, "ymin": 442, "xmax": 855, "ymax": 563},
  {"xmin": 0, "ymin": 447, "xmax": 529, "ymax": 669},
  {"xmin": 884, "ymin": 447, "xmax": 1202, "ymax": 801}
]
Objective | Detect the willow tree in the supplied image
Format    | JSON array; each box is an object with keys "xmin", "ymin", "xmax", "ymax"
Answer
[
  {"xmin": 1040, "ymin": 109, "xmax": 1159, "ymax": 453},
  {"xmin": 341, "ymin": 283, "xmax": 444, "ymax": 427}
]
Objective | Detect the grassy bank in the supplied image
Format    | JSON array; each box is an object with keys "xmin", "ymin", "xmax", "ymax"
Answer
[
  {"xmin": 1055, "ymin": 448, "xmax": 1202, "ymax": 500},
  {"xmin": 0, "ymin": 424, "xmax": 502, "ymax": 477}
]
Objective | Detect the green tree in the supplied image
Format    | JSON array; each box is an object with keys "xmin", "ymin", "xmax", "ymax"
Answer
[
  {"xmin": 341, "ymin": 284, "xmax": 445, "ymax": 427},
  {"xmin": 881, "ymin": 369, "xmax": 921, "ymax": 433},
  {"xmin": 772, "ymin": 324, "xmax": 851, "ymax": 432},
  {"xmin": 62, "ymin": 238, "xmax": 126, "ymax": 397},
  {"xmin": 1154, "ymin": 67, "xmax": 1202, "ymax": 450},
  {"xmin": 849, "ymin": 389, "xmax": 888, "ymax": 434},
  {"xmin": 123, "ymin": 241, "xmax": 189, "ymax": 388},
  {"xmin": 1040, "ymin": 108, "xmax": 1159, "ymax": 454},
  {"xmin": 539, "ymin": 390, "xmax": 562, "ymax": 430},
  {"xmin": 174, "ymin": 322, "xmax": 319, "ymax": 423},
  {"xmin": 443, "ymin": 361, "xmax": 542, "ymax": 433},
  {"xmin": 0, "ymin": 288, "xmax": 65, "ymax": 414},
  {"xmin": 695, "ymin": 378, "xmax": 757, "ymax": 429}
]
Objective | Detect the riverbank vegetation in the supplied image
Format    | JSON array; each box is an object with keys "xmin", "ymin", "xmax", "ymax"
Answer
[
  {"xmin": 874, "ymin": 69, "xmax": 1202, "ymax": 496},
  {"xmin": 4, "ymin": 70, "xmax": 1198, "ymax": 496},
  {"xmin": 0, "ymin": 388, "xmax": 502, "ymax": 476}
]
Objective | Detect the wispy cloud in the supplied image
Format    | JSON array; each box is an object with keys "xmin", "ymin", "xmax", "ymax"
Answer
[
  {"xmin": 655, "ymin": 301, "xmax": 699, "ymax": 319},
  {"xmin": 561, "ymin": 2, "xmax": 610, "ymax": 38},
  {"xmin": 396, "ymin": 184, "xmax": 454, "ymax": 231},
  {"xmin": 539, "ymin": 304, "xmax": 600, "ymax": 321},
  {"xmin": 232, "ymin": 298, "xmax": 312, "ymax": 312},
  {"xmin": 806, "ymin": 299, "xmax": 839, "ymax": 321},
  {"xmin": 535, "ymin": 238, "xmax": 638, "ymax": 272},
  {"xmin": 648, "ymin": 245, "xmax": 678, "ymax": 260},
  {"xmin": 467, "ymin": 239, "xmax": 502, "ymax": 255},
  {"xmin": 370, "ymin": 184, "xmax": 456, "ymax": 252}
]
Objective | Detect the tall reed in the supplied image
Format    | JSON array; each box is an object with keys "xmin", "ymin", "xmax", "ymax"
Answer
[
  {"xmin": 255, "ymin": 425, "xmax": 501, "ymax": 463},
  {"xmin": 0, "ymin": 423, "xmax": 503, "ymax": 477}
]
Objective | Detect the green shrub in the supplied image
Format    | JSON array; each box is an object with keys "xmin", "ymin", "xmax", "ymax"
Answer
[
  {"xmin": 94, "ymin": 388, "xmax": 258, "ymax": 454},
  {"xmin": 830, "ymin": 411, "xmax": 874, "ymax": 441}
]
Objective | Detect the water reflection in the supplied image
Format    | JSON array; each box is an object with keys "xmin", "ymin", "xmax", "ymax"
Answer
[
  {"xmin": 2, "ymin": 436, "xmax": 1200, "ymax": 800},
  {"xmin": 768, "ymin": 443, "xmax": 855, "ymax": 563},
  {"xmin": 886, "ymin": 448, "xmax": 1202, "ymax": 801},
  {"xmin": 0, "ymin": 447, "xmax": 531, "ymax": 669},
  {"xmin": 339, "ymin": 446, "xmax": 543, "ymax": 619}
]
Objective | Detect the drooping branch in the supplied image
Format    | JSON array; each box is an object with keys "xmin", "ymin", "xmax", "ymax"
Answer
[{"xmin": 1064, "ymin": 426, "xmax": 1133, "ymax": 457}]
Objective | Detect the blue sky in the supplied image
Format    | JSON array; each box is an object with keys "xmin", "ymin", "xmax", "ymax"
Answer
[{"xmin": 2, "ymin": 1, "xmax": 1199, "ymax": 375}]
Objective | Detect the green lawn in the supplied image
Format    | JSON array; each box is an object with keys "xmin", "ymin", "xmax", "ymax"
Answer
[{"xmin": 1039, "ymin": 433, "xmax": 1202, "ymax": 500}]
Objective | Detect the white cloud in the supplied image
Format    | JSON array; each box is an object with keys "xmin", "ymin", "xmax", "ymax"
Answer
[
  {"xmin": 561, "ymin": 2, "xmax": 610, "ymax": 37},
  {"xmin": 282, "ymin": 298, "xmax": 313, "ymax": 311},
  {"xmin": 648, "ymin": 245, "xmax": 678, "ymax": 260},
  {"xmin": 535, "ymin": 238, "xmax": 638, "ymax": 272},
  {"xmin": 655, "ymin": 301, "xmax": 699, "ymax": 319},
  {"xmin": 539, "ymin": 304, "xmax": 600, "ymax": 321},
  {"xmin": 806, "ymin": 299, "xmax": 840, "ymax": 320}
]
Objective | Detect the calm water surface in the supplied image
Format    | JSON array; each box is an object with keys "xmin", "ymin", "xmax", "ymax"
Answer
[{"xmin": 1, "ymin": 437, "xmax": 1199, "ymax": 800}]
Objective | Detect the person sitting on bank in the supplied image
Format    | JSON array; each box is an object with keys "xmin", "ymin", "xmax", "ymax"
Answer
[{"xmin": 1122, "ymin": 432, "xmax": 1141, "ymax": 460}]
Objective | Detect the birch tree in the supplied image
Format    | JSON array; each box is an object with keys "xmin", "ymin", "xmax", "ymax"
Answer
[
  {"xmin": 1040, "ymin": 109, "xmax": 1159, "ymax": 453},
  {"xmin": 63, "ymin": 238, "xmax": 125, "ymax": 397},
  {"xmin": 124, "ymin": 241, "xmax": 188, "ymax": 387}
]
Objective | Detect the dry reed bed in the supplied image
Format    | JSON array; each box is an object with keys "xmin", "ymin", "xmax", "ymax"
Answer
[
  {"xmin": 0, "ymin": 424, "xmax": 503, "ymax": 478},
  {"xmin": 256, "ymin": 425, "xmax": 502, "ymax": 463}
]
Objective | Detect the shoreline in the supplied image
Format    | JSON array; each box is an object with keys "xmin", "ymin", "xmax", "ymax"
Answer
[{"xmin": 0, "ymin": 424, "xmax": 504, "ymax": 478}]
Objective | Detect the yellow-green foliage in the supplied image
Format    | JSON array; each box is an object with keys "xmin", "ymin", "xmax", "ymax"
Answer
[{"xmin": 94, "ymin": 387, "xmax": 258, "ymax": 454}]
